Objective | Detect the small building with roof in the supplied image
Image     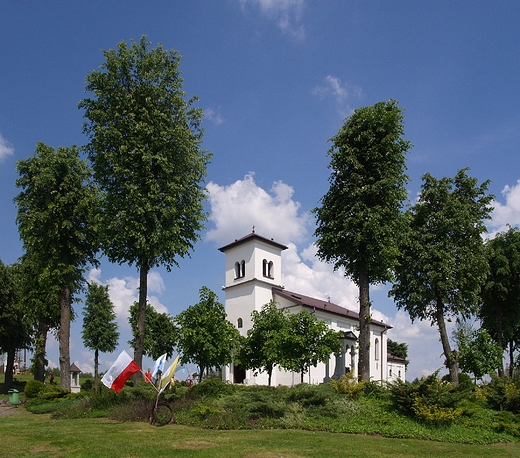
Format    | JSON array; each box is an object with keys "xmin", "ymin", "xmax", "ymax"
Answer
[{"xmin": 219, "ymin": 231, "xmax": 405, "ymax": 386}]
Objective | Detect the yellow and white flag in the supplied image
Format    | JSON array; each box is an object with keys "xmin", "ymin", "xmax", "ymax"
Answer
[{"xmin": 159, "ymin": 355, "xmax": 180, "ymax": 394}]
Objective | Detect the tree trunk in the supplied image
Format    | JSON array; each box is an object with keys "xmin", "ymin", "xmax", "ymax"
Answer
[
  {"xmin": 509, "ymin": 341, "xmax": 515, "ymax": 378},
  {"xmin": 3, "ymin": 349, "xmax": 16, "ymax": 394},
  {"xmin": 133, "ymin": 259, "xmax": 149, "ymax": 383},
  {"xmin": 33, "ymin": 321, "xmax": 48, "ymax": 382},
  {"xmin": 94, "ymin": 348, "xmax": 99, "ymax": 389},
  {"xmin": 59, "ymin": 277, "xmax": 72, "ymax": 391},
  {"xmin": 435, "ymin": 297, "xmax": 459, "ymax": 385},
  {"xmin": 358, "ymin": 268, "xmax": 371, "ymax": 382},
  {"xmin": 495, "ymin": 302, "xmax": 505, "ymax": 378}
]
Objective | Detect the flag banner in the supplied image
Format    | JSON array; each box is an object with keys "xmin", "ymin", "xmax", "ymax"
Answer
[
  {"xmin": 159, "ymin": 355, "xmax": 180, "ymax": 394},
  {"xmin": 151, "ymin": 353, "xmax": 167, "ymax": 383},
  {"xmin": 102, "ymin": 350, "xmax": 140, "ymax": 393}
]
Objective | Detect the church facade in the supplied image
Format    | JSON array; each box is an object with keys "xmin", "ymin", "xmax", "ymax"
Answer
[{"xmin": 219, "ymin": 232, "xmax": 405, "ymax": 386}]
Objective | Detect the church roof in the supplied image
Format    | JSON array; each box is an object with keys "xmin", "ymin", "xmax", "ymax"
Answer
[
  {"xmin": 272, "ymin": 287, "xmax": 392, "ymax": 329},
  {"xmin": 218, "ymin": 232, "xmax": 288, "ymax": 252}
]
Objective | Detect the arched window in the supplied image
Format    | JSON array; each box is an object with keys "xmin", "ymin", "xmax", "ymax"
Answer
[
  {"xmin": 235, "ymin": 261, "xmax": 246, "ymax": 279},
  {"xmin": 263, "ymin": 259, "xmax": 268, "ymax": 277},
  {"xmin": 375, "ymin": 338, "xmax": 380, "ymax": 360},
  {"xmin": 389, "ymin": 368, "xmax": 392, "ymax": 377},
  {"xmin": 268, "ymin": 261, "xmax": 274, "ymax": 278},
  {"xmin": 237, "ymin": 318, "xmax": 243, "ymax": 328}
]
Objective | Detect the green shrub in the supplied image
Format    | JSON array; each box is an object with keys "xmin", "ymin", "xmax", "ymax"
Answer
[
  {"xmin": 191, "ymin": 401, "xmax": 221, "ymax": 419},
  {"xmin": 412, "ymin": 397, "xmax": 463, "ymax": 426},
  {"xmin": 286, "ymin": 384, "xmax": 328, "ymax": 407},
  {"xmin": 330, "ymin": 372, "xmax": 365, "ymax": 400},
  {"xmin": 24, "ymin": 380, "xmax": 45, "ymax": 398},
  {"xmin": 189, "ymin": 378, "xmax": 236, "ymax": 398}
]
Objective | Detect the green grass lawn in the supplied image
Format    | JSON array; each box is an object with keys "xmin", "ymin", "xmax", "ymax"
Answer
[{"xmin": 1, "ymin": 407, "xmax": 520, "ymax": 458}]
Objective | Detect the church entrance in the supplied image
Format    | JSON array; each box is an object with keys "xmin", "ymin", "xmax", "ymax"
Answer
[{"xmin": 233, "ymin": 364, "xmax": 246, "ymax": 384}]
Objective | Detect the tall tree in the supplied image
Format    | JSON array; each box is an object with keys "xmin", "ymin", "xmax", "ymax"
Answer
[
  {"xmin": 279, "ymin": 310, "xmax": 342, "ymax": 384},
  {"xmin": 128, "ymin": 301, "xmax": 177, "ymax": 360},
  {"xmin": 79, "ymin": 36, "xmax": 211, "ymax": 375},
  {"xmin": 239, "ymin": 300, "xmax": 290, "ymax": 386},
  {"xmin": 313, "ymin": 100, "xmax": 411, "ymax": 381},
  {"xmin": 480, "ymin": 226, "xmax": 520, "ymax": 377},
  {"xmin": 176, "ymin": 287, "xmax": 240, "ymax": 383},
  {"xmin": 18, "ymin": 253, "xmax": 61, "ymax": 382},
  {"xmin": 82, "ymin": 282, "xmax": 119, "ymax": 388},
  {"xmin": 390, "ymin": 169, "xmax": 493, "ymax": 385},
  {"xmin": 15, "ymin": 142, "xmax": 99, "ymax": 390},
  {"xmin": 0, "ymin": 261, "xmax": 31, "ymax": 393}
]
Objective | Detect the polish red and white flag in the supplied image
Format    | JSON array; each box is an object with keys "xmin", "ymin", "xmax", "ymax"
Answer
[{"xmin": 101, "ymin": 350, "xmax": 140, "ymax": 393}]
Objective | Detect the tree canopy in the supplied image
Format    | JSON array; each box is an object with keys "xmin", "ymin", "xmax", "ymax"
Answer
[
  {"xmin": 239, "ymin": 300, "xmax": 291, "ymax": 386},
  {"xmin": 0, "ymin": 261, "xmax": 31, "ymax": 393},
  {"xmin": 279, "ymin": 310, "xmax": 342, "ymax": 384},
  {"xmin": 82, "ymin": 282, "xmax": 119, "ymax": 387},
  {"xmin": 176, "ymin": 287, "xmax": 240, "ymax": 382},
  {"xmin": 128, "ymin": 301, "xmax": 177, "ymax": 360},
  {"xmin": 480, "ymin": 225, "xmax": 520, "ymax": 377},
  {"xmin": 79, "ymin": 36, "xmax": 211, "ymax": 373},
  {"xmin": 15, "ymin": 142, "xmax": 99, "ymax": 390},
  {"xmin": 313, "ymin": 100, "xmax": 411, "ymax": 381},
  {"xmin": 390, "ymin": 169, "xmax": 493, "ymax": 385}
]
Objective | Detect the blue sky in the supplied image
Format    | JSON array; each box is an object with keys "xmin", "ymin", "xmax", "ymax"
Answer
[{"xmin": 1, "ymin": 1, "xmax": 520, "ymax": 381}]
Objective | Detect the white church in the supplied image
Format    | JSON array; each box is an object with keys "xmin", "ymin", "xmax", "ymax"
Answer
[{"xmin": 219, "ymin": 231, "xmax": 406, "ymax": 386}]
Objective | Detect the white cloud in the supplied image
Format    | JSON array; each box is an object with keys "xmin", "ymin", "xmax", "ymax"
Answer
[
  {"xmin": 86, "ymin": 268, "xmax": 169, "ymax": 326},
  {"xmin": 313, "ymin": 75, "xmax": 362, "ymax": 118},
  {"xmin": 0, "ymin": 133, "xmax": 14, "ymax": 162},
  {"xmin": 488, "ymin": 179, "xmax": 520, "ymax": 236},
  {"xmin": 240, "ymin": 0, "xmax": 305, "ymax": 40},
  {"xmin": 205, "ymin": 108, "xmax": 225, "ymax": 125},
  {"xmin": 206, "ymin": 173, "xmax": 311, "ymax": 245}
]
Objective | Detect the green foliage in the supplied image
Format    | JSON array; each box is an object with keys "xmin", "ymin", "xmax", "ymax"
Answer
[
  {"xmin": 485, "ymin": 376, "xmax": 520, "ymax": 413},
  {"xmin": 453, "ymin": 320, "xmax": 503, "ymax": 381},
  {"xmin": 278, "ymin": 310, "xmax": 342, "ymax": 383},
  {"xmin": 313, "ymin": 100, "xmax": 411, "ymax": 381},
  {"xmin": 79, "ymin": 35, "xmax": 211, "ymax": 371},
  {"xmin": 82, "ymin": 282, "xmax": 119, "ymax": 386},
  {"xmin": 390, "ymin": 169, "xmax": 493, "ymax": 383},
  {"xmin": 239, "ymin": 300, "xmax": 290, "ymax": 386},
  {"xmin": 480, "ymin": 226, "xmax": 520, "ymax": 377},
  {"xmin": 188, "ymin": 378, "xmax": 237, "ymax": 399},
  {"xmin": 128, "ymin": 301, "xmax": 177, "ymax": 359},
  {"xmin": 331, "ymin": 372, "xmax": 365, "ymax": 399},
  {"xmin": 412, "ymin": 397, "xmax": 462, "ymax": 426},
  {"xmin": 387, "ymin": 339, "xmax": 409, "ymax": 368},
  {"xmin": 313, "ymin": 100, "xmax": 411, "ymax": 285},
  {"xmin": 15, "ymin": 142, "xmax": 99, "ymax": 390},
  {"xmin": 389, "ymin": 372, "xmax": 470, "ymax": 425},
  {"xmin": 24, "ymin": 379, "xmax": 45, "ymax": 398},
  {"xmin": 176, "ymin": 287, "xmax": 240, "ymax": 382}
]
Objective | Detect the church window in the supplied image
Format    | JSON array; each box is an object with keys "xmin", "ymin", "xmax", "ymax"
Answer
[
  {"xmin": 263, "ymin": 259, "xmax": 274, "ymax": 278},
  {"xmin": 237, "ymin": 318, "xmax": 243, "ymax": 328},
  {"xmin": 375, "ymin": 338, "xmax": 380, "ymax": 360},
  {"xmin": 235, "ymin": 261, "xmax": 246, "ymax": 279},
  {"xmin": 389, "ymin": 368, "xmax": 392, "ymax": 377}
]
